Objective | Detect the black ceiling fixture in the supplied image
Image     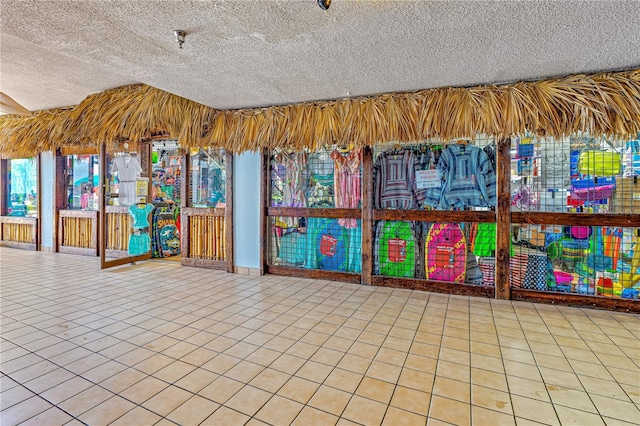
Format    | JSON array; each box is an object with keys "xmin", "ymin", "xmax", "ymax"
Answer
[{"xmin": 318, "ymin": 0, "xmax": 331, "ymax": 10}]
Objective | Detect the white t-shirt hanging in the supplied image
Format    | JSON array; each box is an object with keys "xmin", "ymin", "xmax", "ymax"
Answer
[{"xmin": 111, "ymin": 155, "xmax": 143, "ymax": 206}]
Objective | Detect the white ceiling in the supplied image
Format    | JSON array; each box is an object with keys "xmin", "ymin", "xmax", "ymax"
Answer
[{"xmin": 1, "ymin": 0, "xmax": 639, "ymax": 113}]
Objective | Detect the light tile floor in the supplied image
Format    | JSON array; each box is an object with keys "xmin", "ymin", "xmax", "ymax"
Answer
[{"xmin": 1, "ymin": 248, "xmax": 639, "ymax": 426}]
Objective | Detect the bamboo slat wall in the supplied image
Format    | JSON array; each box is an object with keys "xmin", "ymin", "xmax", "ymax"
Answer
[
  {"xmin": 106, "ymin": 212, "xmax": 130, "ymax": 251},
  {"xmin": 188, "ymin": 215, "xmax": 225, "ymax": 261},
  {"xmin": 61, "ymin": 217, "xmax": 94, "ymax": 248},
  {"xmin": 1, "ymin": 222, "xmax": 34, "ymax": 243}
]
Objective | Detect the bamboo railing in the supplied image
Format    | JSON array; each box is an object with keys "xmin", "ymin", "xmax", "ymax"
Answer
[
  {"xmin": 105, "ymin": 206, "xmax": 131, "ymax": 254},
  {"xmin": 58, "ymin": 210, "xmax": 98, "ymax": 255},
  {"xmin": 189, "ymin": 215, "xmax": 225, "ymax": 260},
  {"xmin": 0, "ymin": 216, "xmax": 37, "ymax": 250}
]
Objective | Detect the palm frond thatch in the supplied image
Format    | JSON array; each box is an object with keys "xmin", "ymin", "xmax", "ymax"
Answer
[{"xmin": 1, "ymin": 69, "xmax": 640, "ymax": 158}]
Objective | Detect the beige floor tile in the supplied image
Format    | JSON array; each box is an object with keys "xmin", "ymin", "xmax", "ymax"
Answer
[
  {"xmin": 337, "ymin": 353, "xmax": 372, "ymax": 374},
  {"xmin": 555, "ymin": 405, "xmax": 606, "ymax": 426},
  {"xmin": 510, "ymin": 395, "xmax": 560, "ymax": 425},
  {"xmin": 39, "ymin": 376, "xmax": 93, "ymax": 405},
  {"xmin": 471, "ymin": 367, "xmax": 508, "ymax": 392},
  {"xmin": 342, "ymin": 394, "xmax": 388, "ymax": 425},
  {"xmin": 202, "ymin": 353, "xmax": 242, "ymax": 375},
  {"xmin": 0, "ymin": 396, "xmax": 53, "ymax": 425},
  {"xmin": 255, "ymin": 395, "xmax": 304, "ymax": 425},
  {"xmin": 292, "ymin": 406, "xmax": 339, "ymax": 426},
  {"xmin": 19, "ymin": 406, "xmax": 74, "ymax": 426},
  {"xmin": 100, "ymin": 368, "xmax": 147, "ymax": 394},
  {"xmin": 174, "ymin": 368, "xmax": 219, "ymax": 393},
  {"xmin": 249, "ymin": 368, "xmax": 291, "ymax": 393},
  {"xmin": 390, "ymin": 385, "xmax": 431, "ymax": 416},
  {"xmin": 579, "ymin": 374, "xmax": 632, "ymax": 401},
  {"xmin": 428, "ymin": 395, "xmax": 471, "ymax": 425},
  {"xmin": 296, "ymin": 360, "xmax": 334, "ymax": 383},
  {"xmin": 471, "ymin": 384, "xmax": 512, "ymax": 415},
  {"xmin": 154, "ymin": 360, "xmax": 197, "ymax": 383},
  {"xmin": 590, "ymin": 394, "xmax": 640, "ymax": 423},
  {"xmin": 110, "ymin": 406, "xmax": 163, "ymax": 425},
  {"xmin": 433, "ymin": 376, "xmax": 470, "ymax": 403},
  {"xmin": 1, "ymin": 385, "xmax": 36, "ymax": 410},
  {"xmin": 367, "ymin": 360, "xmax": 403, "ymax": 383},
  {"xmin": 619, "ymin": 382, "xmax": 640, "ymax": 405},
  {"xmin": 538, "ymin": 367, "xmax": 584, "ymax": 391},
  {"xmin": 225, "ymin": 385, "xmax": 272, "ymax": 417},
  {"xmin": 58, "ymin": 385, "xmax": 114, "ymax": 417},
  {"xmin": 506, "ymin": 375, "xmax": 550, "ymax": 402},
  {"xmin": 120, "ymin": 376, "xmax": 168, "ymax": 404},
  {"xmin": 277, "ymin": 376, "xmax": 321, "ymax": 404},
  {"xmin": 201, "ymin": 406, "xmax": 250, "ymax": 426},
  {"xmin": 166, "ymin": 395, "xmax": 220, "ymax": 425},
  {"xmin": 310, "ymin": 347, "xmax": 344, "ymax": 366},
  {"xmin": 78, "ymin": 395, "xmax": 137, "ymax": 425},
  {"xmin": 472, "ymin": 406, "xmax": 516, "ymax": 425},
  {"xmin": 199, "ymin": 376, "xmax": 244, "ymax": 404},
  {"xmin": 436, "ymin": 360, "xmax": 470, "ymax": 383},
  {"xmin": 224, "ymin": 360, "xmax": 265, "ymax": 383},
  {"xmin": 398, "ymin": 368, "xmax": 435, "ymax": 393},
  {"xmin": 308, "ymin": 385, "xmax": 352, "ymax": 416},
  {"xmin": 383, "ymin": 406, "xmax": 428, "ymax": 426},
  {"xmin": 547, "ymin": 385, "xmax": 598, "ymax": 413},
  {"xmin": 324, "ymin": 368, "xmax": 363, "ymax": 393},
  {"xmin": 355, "ymin": 376, "xmax": 395, "ymax": 404},
  {"xmin": 245, "ymin": 346, "xmax": 282, "ymax": 366},
  {"xmin": 269, "ymin": 353, "xmax": 306, "ymax": 375}
]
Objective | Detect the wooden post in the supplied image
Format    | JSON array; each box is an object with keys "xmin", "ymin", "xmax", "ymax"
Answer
[
  {"xmin": 54, "ymin": 149, "xmax": 66, "ymax": 252},
  {"xmin": 180, "ymin": 153, "xmax": 190, "ymax": 261},
  {"xmin": 225, "ymin": 151, "xmax": 234, "ymax": 273},
  {"xmin": 361, "ymin": 147, "xmax": 374, "ymax": 285},
  {"xmin": 0, "ymin": 159, "xmax": 7, "ymax": 216},
  {"xmin": 495, "ymin": 137, "xmax": 511, "ymax": 299},
  {"xmin": 260, "ymin": 149, "xmax": 269, "ymax": 275}
]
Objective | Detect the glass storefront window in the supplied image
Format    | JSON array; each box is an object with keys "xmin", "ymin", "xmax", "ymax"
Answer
[
  {"xmin": 188, "ymin": 148, "xmax": 226, "ymax": 208},
  {"xmin": 6, "ymin": 158, "xmax": 38, "ymax": 217},
  {"xmin": 65, "ymin": 155, "xmax": 100, "ymax": 210}
]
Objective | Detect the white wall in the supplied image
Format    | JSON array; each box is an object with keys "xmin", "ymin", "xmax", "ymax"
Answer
[
  {"xmin": 39, "ymin": 151, "xmax": 55, "ymax": 249},
  {"xmin": 233, "ymin": 152, "xmax": 261, "ymax": 269}
]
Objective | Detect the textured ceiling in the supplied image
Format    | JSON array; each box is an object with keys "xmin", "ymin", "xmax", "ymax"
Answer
[{"xmin": 1, "ymin": 0, "xmax": 639, "ymax": 113}]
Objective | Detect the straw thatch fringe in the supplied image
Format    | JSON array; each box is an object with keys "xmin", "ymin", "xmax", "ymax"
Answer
[{"xmin": 1, "ymin": 68, "xmax": 640, "ymax": 157}]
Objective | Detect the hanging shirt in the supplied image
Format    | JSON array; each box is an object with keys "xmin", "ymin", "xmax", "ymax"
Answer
[
  {"xmin": 331, "ymin": 149, "xmax": 362, "ymax": 228},
  {"xmin": 424, "ymin": 144, "xmax": 497, "ymax": 209},
  {"xmin": 111, "ymin": 155, "xmax": 143, "ymax": 206},
  {"xmin": 373, "ymin": 149, "xmax": 427, "ymax": 210},
  {"xmin": 273, "ymin": 152, "xmax": 307, "ymax": 227},
  {"xmin": 307, "ymin": 151, "xmax": 334, "ymax": 207},
  {"xmin": 129, "ymin": 203, "xmax": 154, "ymax": 229}
]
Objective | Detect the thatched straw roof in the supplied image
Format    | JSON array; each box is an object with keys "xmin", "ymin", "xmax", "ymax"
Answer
[{"xmin": 1, "ymin": 68, "xmax": 639, "ymax": 158}]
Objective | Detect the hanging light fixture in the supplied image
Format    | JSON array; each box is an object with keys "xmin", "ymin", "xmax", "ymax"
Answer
[
  {"xmin": 318, "ymin": 0, "xmax": 331, "ymax": 10},
  {"xmin": 174, "ymin": 30, "xmax": 186, "ymax": 49}
]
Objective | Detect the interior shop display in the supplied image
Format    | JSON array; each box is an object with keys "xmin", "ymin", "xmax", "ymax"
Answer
[
  {"xmin": 111, "ymin": 152, "xmax": 143, "ymax": 206},
  {"xmin": 424, "ymin": 222, "xmax": 467, "ymax": 282},
  {"xmin": 189, "ymin": 148, "xmax": 225, "ymax": 208},
  {"xmin": 374, "ymin": 220, "xmax": 418, "ymax": 278},
  {"xmin": 424, "ymin": 143, "xmax": 497, "ymax": 210},
  {"xmin": 6, "ymin": 158, "xmax": 38, "ymax": 217},
  {"xmin": 511, "ymin": 134, "xmax": 640, "ymax": 214},
  {"xmin": 153, "ymin": 144, "xmax": 182, "ymax": 205},
  {"xmin": 151, "ymin": 204, "xmax": 180, "ymax": 258},
  {"xmin": 373, "ymin": 147, "xmax": 429, "ymax": 209},
  {"xmin": 127, "ymin": 202, "xmax": 154, "ymax": 256},
  {"xmin": 65, "ymin": 155, "xmax": 99, "ymax": 210}
]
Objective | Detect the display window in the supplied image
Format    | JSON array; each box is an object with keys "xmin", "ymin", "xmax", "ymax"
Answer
[
  {"xmin": 152, "ymin": 142, "xmax": 182, "ymax": 205},
  {"xmin": 372, "ymin": 138, "xmax": 497, "ymax": 212},
  {"xmin": 6, "ymin": 158, "xmax": 38, "ymax": 217},
  {"xmin": 267, "ymin": 148, "xmax": 363, "ymax": 276},
  {"xmin": 268, "ymin": 217, "xmax": 362, "ymax": 273},
  {"xmin": 511, "ymin": 225, "xmax": 640, "ymax": 300},
  {"xmin": 188, "ymin": 148, "xmax": 225, "ymax": 208},
  {"xmin": 270, "ymin": 148, "xmax": 362, "ymax": 209},
  {"xmin": 65, "ymin": 155, "xmax": 99, "ymax": 210},
  {"xmin": 106, "ymin": 151, "xmax": 146, "ymax": 206},
  {"xmin": 510, "ymin": 134, "xmax": 640, "ymax": 213}
]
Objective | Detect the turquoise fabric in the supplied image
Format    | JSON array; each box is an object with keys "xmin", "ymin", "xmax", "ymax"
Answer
[
  {"xmin": 128, "ymin": 233, "xmax": 151, "ymax": 256},
  {"xmin": 129, "ymin": 204, "xmax": 154, "ymax": 229}
]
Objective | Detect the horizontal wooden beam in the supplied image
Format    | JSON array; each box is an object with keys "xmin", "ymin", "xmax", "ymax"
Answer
[
  {"xmin": 374, "ymin": 209, "xmax": 495, "ymax": 223},
  {"xmin": 268, "ymin": 207, "xmax": 361, "ymax": 219},
  {"xmin": 372, "ymin": 276, "xmax": 495, "ymax": 297},
  {"xmin": 511, "ymin": 288, "xmax": 640, "ymax": 313},
  {"xmin": 512, "ymin": 212, "xmax": 640, "ymax": 227},
  {"xmin": 266, "ymin": 265, "xmax": 362, "ymax": 284},
  {"xmin": 181, "ymin": 257, "xmax": 227, "ymax": 270}
]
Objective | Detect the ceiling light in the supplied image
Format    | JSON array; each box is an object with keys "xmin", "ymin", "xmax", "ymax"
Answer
[
  {"xmin": 174, "ymin": 30, "xmax": 186, "ymax": 49},
  {"xmin": 318, "ymin": 0, "xmax": 331, "ymax": 10}
]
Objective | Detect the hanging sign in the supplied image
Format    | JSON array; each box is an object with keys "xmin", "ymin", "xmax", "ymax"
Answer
[{"xmin": 415, "ymin": 169, "xmax": 441, "ymax": 189}]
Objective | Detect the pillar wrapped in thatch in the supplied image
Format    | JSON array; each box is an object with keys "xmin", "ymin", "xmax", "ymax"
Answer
[{"xmin": 1, "ymin": 68, "xmax": 639, "ymax": 158}]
